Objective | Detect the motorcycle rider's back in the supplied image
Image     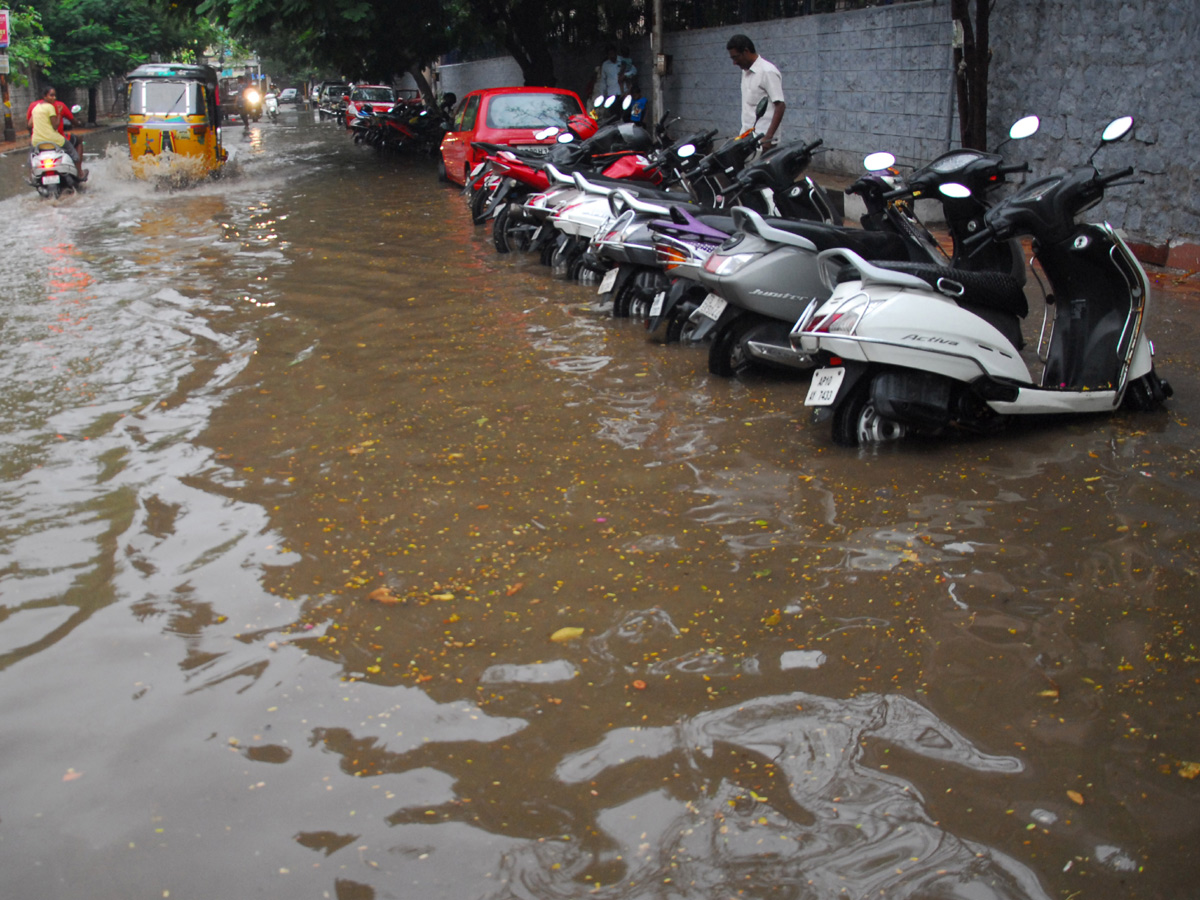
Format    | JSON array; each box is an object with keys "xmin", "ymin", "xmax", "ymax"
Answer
[{"xmin": 30, "ymin": 101, "xmax": 65, "ymax": 150}]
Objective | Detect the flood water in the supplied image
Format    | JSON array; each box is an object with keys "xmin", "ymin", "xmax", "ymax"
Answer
[{"xmin": 1, "ymin": 111, "xmax": 1198, "ymax": 900}]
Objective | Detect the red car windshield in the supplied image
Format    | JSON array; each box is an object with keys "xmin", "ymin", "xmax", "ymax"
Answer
[
  {"xmin": 353, "ymin": 88, "xmax": 394, "ymax": 103},
  {"xmin": 485, "ymin": 93, "xmax": 582, "ymax": 130}
]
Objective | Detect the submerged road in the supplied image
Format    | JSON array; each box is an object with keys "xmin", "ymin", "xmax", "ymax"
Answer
[{"xmin": 0, "ymin": 110, "xmax": 1198, "ymax": 899}]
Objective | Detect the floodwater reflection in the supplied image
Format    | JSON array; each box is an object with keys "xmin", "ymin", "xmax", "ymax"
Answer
[{"xmin": 544, "ymin": 690, "xmax": 1047, "ymax": 900}]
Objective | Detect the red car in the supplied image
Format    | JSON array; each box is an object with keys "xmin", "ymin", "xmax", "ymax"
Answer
[
  {"xmin": 343, "ymin": 85, "xmax": 396, "ymax": 128},
  {"xmin": 438, "ymin": 86, "xmax": 586, "ymax": 186}
]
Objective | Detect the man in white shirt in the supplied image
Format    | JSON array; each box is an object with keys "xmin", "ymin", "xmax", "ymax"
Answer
[{"xmin": 727, "ymin": 34, "xmax": 785, "ymax": 150}]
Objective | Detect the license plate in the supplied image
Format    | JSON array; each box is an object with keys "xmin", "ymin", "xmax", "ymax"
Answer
[
  {"xmin": 650, "ymin": 291, "xmax": 665, "ymax": 317},
  {"xmin": 42, "ymin": 174, "xmax": 60, "ymax": 185},
  {"xmin": 531, "ymin": 225, "xmax": 543, "ymax": 242},
  {"xmin": 598, "ymin": 267, "xmax": 619, "ymax": 295},
  {"xmin": 469, "ymin": 162, "xmax": 486, "ymax": 178},
  {"xmin": 491, "ymin": 203, "xmax": 504, "ymax": 219},
  {"xmin": 696, "ymin": 292, "xmax": 727, "ymax": 320},
  {"xmin": 805, "ymin": 367, "xmax": 846, "ymax": 407}
]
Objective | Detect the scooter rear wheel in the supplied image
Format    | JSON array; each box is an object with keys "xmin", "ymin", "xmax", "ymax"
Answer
[
  {"xmin": 708, "ymin": 316, "xmax": 757, "ymax": 377},
  {"xmin": 831, "ymin": 376, "xmax": 906, "ymax": 447}
]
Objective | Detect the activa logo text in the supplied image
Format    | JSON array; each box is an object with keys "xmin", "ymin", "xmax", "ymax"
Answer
[{"xmin": 901, "ymin": 334, "xmax": 959, "ymax": 346}]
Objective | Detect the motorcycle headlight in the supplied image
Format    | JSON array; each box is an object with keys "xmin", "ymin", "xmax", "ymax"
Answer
[
  {"xmin": 702, "ymin": 251, "xmax": 758, "ymax": 277},
  {"xmin": 245, "ymin": 90, "xmax": 261, "ymax": 103}
]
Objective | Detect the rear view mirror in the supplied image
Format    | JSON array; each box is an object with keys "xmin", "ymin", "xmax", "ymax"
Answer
[
  {"xmin": 863, "ymin": 151, "xmax": 895, "ymax": 172},
  {"xmin": 939, "ymin": 183, "xmax": 972, "ymax": 199},
  {"xmin": 1009, "ymin": 115, "xmax": 1039, "ymax": 141},
  {"xmin": 1102, "ymin": 116, "xmax": 1133, "ymax": 142},
  {"xmin": 755, "ymin": 97, "xmax": 769, "ymax": 120}
]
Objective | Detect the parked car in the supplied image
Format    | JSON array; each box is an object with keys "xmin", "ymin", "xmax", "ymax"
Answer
[
  {"xmin": 342, "ymin": 85, "xmax": 396, "ymax": 128},
  {"xmin": 278, "ymin": 88, "xmax": 299, "ymax": 105},
  {"xmin": 438, "ymin": 86, "xmax": 586, "ymax": 186},
  {"xmin": 317, "ymin": 83, "xmax": 351, "ymax": 119},
  {"xmin": 310, "ymin": 80, "xmax": 344, "ymax": 104}
]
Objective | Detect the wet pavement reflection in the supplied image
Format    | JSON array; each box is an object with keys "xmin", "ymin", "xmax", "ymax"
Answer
[{"xmin": 0, "ymin": 112, "xmax": 1197, "ymax": 899}]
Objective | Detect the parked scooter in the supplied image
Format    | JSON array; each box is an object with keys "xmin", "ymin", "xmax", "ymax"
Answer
[
  {"xmin": 687, "ymin": 116, "xmax": 1041, "ymax": 376},
  {"xmin": 593, "ymin": 134, "xmax": 841, "ymax": 322},
  {"xmin": 29, "ymin": 104, "xmax": 85, "ymax": 199},
  {"xmin": 790, "ymin": 116, "xmax": 1171, "ymax": 446}
]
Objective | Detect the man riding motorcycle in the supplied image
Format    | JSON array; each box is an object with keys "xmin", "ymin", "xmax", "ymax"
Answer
[{"xmin": 234, "ymin": 77, "xmax": 263, "ymax": 127}]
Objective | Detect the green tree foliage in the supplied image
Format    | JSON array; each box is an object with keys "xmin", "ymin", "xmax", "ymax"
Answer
[
  {"xmin": 6, "ymin": 7, "xmax": 54, "ymax": 87},
  {"xmin": 197, "ymin": 0, "xmax": 468, "ymax": 104},
  {"xmin": 31, "ymin": 0, "xmax": 223, "ymax": 86}
]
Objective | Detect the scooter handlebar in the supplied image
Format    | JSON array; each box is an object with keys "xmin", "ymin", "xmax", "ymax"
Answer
[
  {"xmin": 997, "ymin": 162, "xmax": 1030, "ymax": 175},
  {"xmin": 1099, "ymin": 165, "xmax": 1135, "ymax": 186}
]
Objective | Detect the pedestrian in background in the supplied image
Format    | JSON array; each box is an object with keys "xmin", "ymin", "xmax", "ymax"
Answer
[{"xmin": 726, "ymin": 34, "xmax": 785, "ymax": 150}]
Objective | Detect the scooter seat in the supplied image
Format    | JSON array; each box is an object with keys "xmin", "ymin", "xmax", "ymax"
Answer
[
  {"xmin": 574, "ymin": 174, "xmax": 696, "ymax": 203},
  {"xmin": 867, "ymin": 261, "xmax": 1029, "ymax": 318},
  {"xmin": 697, "ymin": 215, "xmax": 737, "ymax": 235},
  {"xmin": 761, "ymin": 218, "xmax": 912, "ymax": 261},
  {"xmin": 35, "ymin": 142, "xmax": 60, "ymax": 151}
]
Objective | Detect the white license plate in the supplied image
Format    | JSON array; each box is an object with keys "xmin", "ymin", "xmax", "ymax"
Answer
[
  {"xmin": 650, "ymin": 291, "xmax": 665, "ymax": 317},
  {"xmin": 42, "ymin": 174, "xmax": 60, "ymax": 185},
  {"xmin": 696, "ymin": 292, "xmax": 727, "ymax": 320},
  {"xmin": 531, "ymin": 225, "xmax": 543, "ymax": 242},
  {"xmin": 805, "ymin": 367, "xmax": 846, "ymax": 407},
  {"xmin": 491, "ymin": 203, "xmax": 504, "ymax": 219},
  {"xmin": 469, "ymin": 162, "xmax": 486, "ymax": 178},
  {"xmin": 598, "ymin": 267, "xmax": 619, "ymax": 295}
]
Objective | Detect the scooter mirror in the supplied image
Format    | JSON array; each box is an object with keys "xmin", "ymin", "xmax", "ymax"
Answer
[
  {"xmin": 939, "ymin": 182, "xmax": 972, "ymax": 199},
  {"xmin": 863, "ymin": 151, "xmax": 895, "ymax": 172},
  {"xmin": 1009, "ymin": 115, "xmax": 1039, "ymax": 141},
  {"xmin": 70, "ymin": 104, "xmax": 83, "ymax": 114},
  {"xmin": 677, "ymin": 144, "xmax": 696, "ymax": 159},
  {"xmin": 1102, "ymin": 116, "xmax": 1134, "ymax": 142},
  {"xmin": 755, "ymin": 97, "xmax": 769, "ymax": 121},
  {"xmin": 604, "ymin": 95, "xmax": 617, "ymax": 109},
  {"xmin": 557, "ymin": 133, "xmax": 576, "ymax": 144},
  {"xmin": 534, "ymin": 126, "xmax": 560, "ymax": 140},
  {"xmin": 622, "ymin": 95, "xmax": 633, "ymax": 111}
]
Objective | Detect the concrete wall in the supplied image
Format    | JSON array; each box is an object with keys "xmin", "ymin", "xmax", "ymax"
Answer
[{"xmin": 421, "ymin": 0, "xmax": 1198, "ymax": 258}]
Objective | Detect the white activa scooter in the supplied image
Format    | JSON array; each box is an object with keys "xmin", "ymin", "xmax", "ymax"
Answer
[
  {"xmin": 29, "ymin": 104, "xmax": 85, "ymax": 199},
  {"xmin": 791, "ymin": 117, "xmax": 1172, "ymax": 446}
]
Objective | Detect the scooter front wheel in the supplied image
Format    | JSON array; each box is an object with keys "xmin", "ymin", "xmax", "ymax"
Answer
[{"xmin": 832, "ymin": 376, "xmax": 906, "ymax": 447}]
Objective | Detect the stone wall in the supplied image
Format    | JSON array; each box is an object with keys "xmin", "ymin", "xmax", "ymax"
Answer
[
  {"xmin": 988, "ymin": 0, "xmax": 1200, "ymax": 266},
  {"xmin": 410, "ymin": 0, "xmax": 1200, "ymax": 259}
]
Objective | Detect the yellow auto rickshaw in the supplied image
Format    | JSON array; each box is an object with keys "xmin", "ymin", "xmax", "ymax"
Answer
[{"xmin": 126, "ymin": 63, "xmax": 228, "ymax": 178}]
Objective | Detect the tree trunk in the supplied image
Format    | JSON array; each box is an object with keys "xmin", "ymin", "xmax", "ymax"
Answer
[
  {"xmin": 951, "ymin": 0, "xmax": 990, "ymax": 149},
  {"xmin": 477, "ymin": 0, "xmax": 559, "ymax": 87},
  {"xmin": 407, "ymin": 63, "xmax": 438, "ymax": 110},
  {"xmin": 87, "ymin": 85, "xmax": 98, "ymax": 126}
]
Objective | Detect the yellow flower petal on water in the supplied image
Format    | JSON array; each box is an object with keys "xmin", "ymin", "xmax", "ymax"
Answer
[{"xmin": 550, "ymin": 627, "xmax": 585, "ymax": 643}]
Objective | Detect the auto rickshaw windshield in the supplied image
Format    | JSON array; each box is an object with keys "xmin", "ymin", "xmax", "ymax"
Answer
[{"xmin": 129, "ymin": 81, "xmax": 204, "ymax": 116}]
